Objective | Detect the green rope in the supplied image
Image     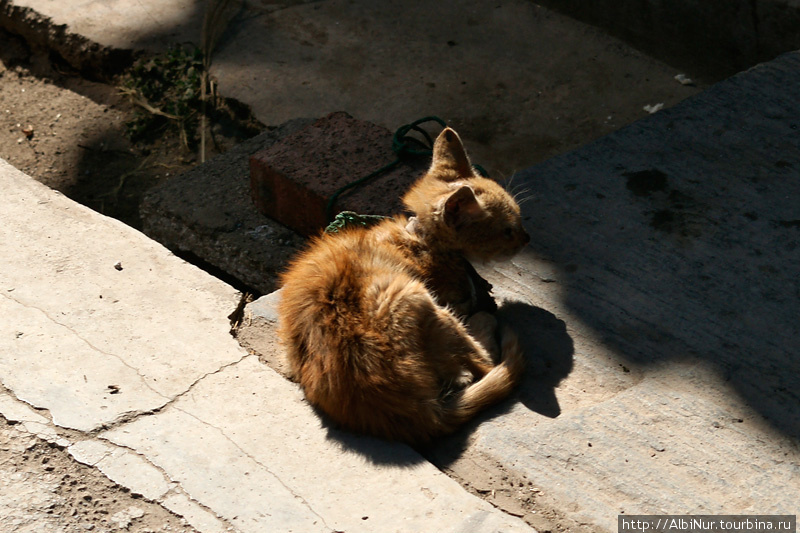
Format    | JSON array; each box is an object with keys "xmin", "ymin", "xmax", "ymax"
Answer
[
  {"xmin": 324, "ymin": 158, "xmax": 401, "ymax": 223},
  {"xmin": 323, "ymin": 115, "xmax": 490, "ymax": 224},
  {"xmin": 324, "ymin": 211, "xmax": 390, "ymax": 234},
  {"xmin": 325, "ymin": 116, "xmax": 447, "ymax": 222}
]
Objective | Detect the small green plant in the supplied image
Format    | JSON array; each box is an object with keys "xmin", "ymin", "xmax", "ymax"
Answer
[
  {"xmin": 122, "ymin": 44, "xmax": 205, "ymax": 147},
  {"xmin": 121, "ymin": 0, "xmax": 242, "ymax": 159}
]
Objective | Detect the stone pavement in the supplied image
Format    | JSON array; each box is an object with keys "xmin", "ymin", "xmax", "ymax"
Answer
[
  {"xmin": 0, "ymin": 159, "xmax": 533, "ymax": 532},
  {"xmin": 437, "ymin": 51, "xmax": 800, "ymax": 527}
]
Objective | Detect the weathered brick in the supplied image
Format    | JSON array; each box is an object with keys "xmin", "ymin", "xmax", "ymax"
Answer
[{"xmin": 249, "ymin": 112, "xmax": 429, "ymax": 236}]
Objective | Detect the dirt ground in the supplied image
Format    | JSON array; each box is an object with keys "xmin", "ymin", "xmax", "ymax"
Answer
[
  {"xmin": 0, "ymin": 419, "xmax": 202, "ymax": 533},
  {"xmin": 0, "ymin": 28, "xmax": 256, "ymax": 231}
]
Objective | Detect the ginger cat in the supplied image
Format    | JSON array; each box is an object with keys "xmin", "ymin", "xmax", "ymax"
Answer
[{"xmin": 278, "ymin": 127, "xmax": 530, "ymax": 444}]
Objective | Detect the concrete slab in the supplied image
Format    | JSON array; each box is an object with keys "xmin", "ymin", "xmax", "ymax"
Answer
[
  {"xmin": 436, "ymin": 50, "xmax": 800, "ymax": 529},
  {"xmin": 0, "ymin": 389, "xmax": 68, "ymax": 446},
  {"xmin": 0, "ymin": 0, "xmax": 202, "ymax": 72},
  {"xmin": 536, "ymin": 0, "xmax": 800, "ymax": 80},
  {"xmin": 69, "ymin": 439, "xmax": 174, "ymax": 501},
  {"xmin": 103, "ymin": 355, "xmax": 532, "ymax": 533},
  {"xmin": 204, "ymin": 0, "xmax": 704, "ymax": 178},
  {"xmin": 140, "ymin": 119, "xmax": 312, "ymax": 294},
  {"xmin": 0, "ymin": 158, "xmax": 245, "ymax": 432},
  {"xmin": 0, "ymin": 160, "xmax": 534, "ymax": 531},
  {"xmin": 11, "ymin": 0, "xmax": 796, "ymax": 84},
  {"xmin": 2, "ymin": 0, "xmax": 799, "ymax": 530}
]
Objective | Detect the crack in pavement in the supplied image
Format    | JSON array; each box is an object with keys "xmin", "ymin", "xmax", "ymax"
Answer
[
  {"xmin": 3, "ymin": 290, "xmax": 255, "ymax": 437},
  {"xmin": 87, "ymin": 352, "xmax": 253, "ymax": 436},
  {"xmin": 78, "ymin": 436, "xmax": 240, "ymax": 532},
  {"xmin": 1, "ymin": 290, "xmax": 172, "ymax": 401},
  {"xmin": 89, "ymin": 352, "xmax": 338, "ymax": 533},
  {"xmin": 167, "ymin": 402, "xmax": 339, "ymax": 533},
  {"xmin": 1, "ymin": 316, "xmax": 253, "ymax": 531}
]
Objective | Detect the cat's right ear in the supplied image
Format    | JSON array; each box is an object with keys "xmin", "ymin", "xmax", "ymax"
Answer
[
  {"xmin": 444, "ymin": 185, "xmax": 483, "ymax": 228},
  {"xmin": 430, "ymin": 128, "xmax": 473, "ymax": 180}
]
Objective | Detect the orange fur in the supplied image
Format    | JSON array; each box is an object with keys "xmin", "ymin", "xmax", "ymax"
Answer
[{"xmin": 278, "ymin": 127, "xmax": 529, "ymax": 444}]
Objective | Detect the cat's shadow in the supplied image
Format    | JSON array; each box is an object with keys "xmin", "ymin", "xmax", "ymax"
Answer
[
  {"xmin": 496, "ymin": 301, "xmax": 575, "ymax": 417},
  {"xmin": 321, "ymin": 301, "xmax": 575, "ymax": 466}
]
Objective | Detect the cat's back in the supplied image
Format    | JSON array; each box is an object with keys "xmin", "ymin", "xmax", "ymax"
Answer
[
  {"xmin": 279, "ymin": 218, "xmax": 418, "ymax": 334},
  {"xmin": 281, "ymin": 218, "xmax": 412, "ymax": 292}
]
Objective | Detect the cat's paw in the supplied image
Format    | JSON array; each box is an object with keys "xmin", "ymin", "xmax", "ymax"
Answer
[{"xmin": 452, "ymin": 369, "xmax": 475, "ymax": 390}]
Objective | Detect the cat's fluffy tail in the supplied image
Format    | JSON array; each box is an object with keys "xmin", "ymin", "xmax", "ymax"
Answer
[{"xmin": 443, "ymin": 326, "xmax": 525, "ymax": 428}]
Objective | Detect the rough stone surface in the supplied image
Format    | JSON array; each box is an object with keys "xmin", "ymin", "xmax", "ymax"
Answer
[
  {"xmin": 2, "ymin": 0, "xmax": 799, "ymax": 530},
  {"xmin": 140, "ymin": 120, "xmax": 312, "ymax": 294},
  {"xmin": 3, "ymin": 0, "xmax": 705, "ymax": 181},
  {"xmin": 436, "ymin": 50, "xmax": 800, "ymax": 530},
  {"xmin": 536, "ymin": 0, "xmax": 800, "ymax": 79},
  {"xmin": 249, "ymin": 112, "xmax": 428, "ymax": 236},
  {"xmin": 102, "ymin": 356, "xmax": 534, "ymax": 533},
  {"xmin": 69, "ymin": 439, "xmax": 173, "ymax": 501},
  {"xmin": 511, "ymin": 51, "xmax": 800, "ymax": 438},
  {"xmin": 0, "ymin": 0, "xmax": 137, "ymax": 76},
  {"xmin": 0, "ymin": 401, "xmax": 203, "ymax": 533},
  {"xmin": 8, "ymin": 0, "xmax": 796, "ymax": 83}
]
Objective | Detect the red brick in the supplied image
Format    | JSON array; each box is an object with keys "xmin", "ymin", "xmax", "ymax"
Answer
[{"xmin": 249, "ymin": 112, "xmax": 429, "ymax": 236}]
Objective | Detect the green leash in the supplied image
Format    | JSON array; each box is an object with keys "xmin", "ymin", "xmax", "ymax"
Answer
[
  {"xmin": 324, "ymin": 211, "xmax": 390, "ymax": 234},
  {"xmin": 324, "ymin": 116, "xmax": 446, "ymax": 223}
]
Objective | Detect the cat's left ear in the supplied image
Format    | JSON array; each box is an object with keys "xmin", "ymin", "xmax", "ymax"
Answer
[
  {"xmin": 431, "ymin": 127, "xmax": 473, "ymax": 180},
  {"xmin": 444, "ymin": 185, "xmax": 483, "ymax": 228}
]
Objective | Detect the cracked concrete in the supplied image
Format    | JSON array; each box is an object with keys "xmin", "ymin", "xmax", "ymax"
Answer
[
  {"xmin": 0, "ymin": 392, "xmax": 204, "ymax": 533},
  {"xmin": 101, "ymin": 355, "xmax": 529, "ymax": 533},
  {"xmin": 68, "ymin": 437, "xmax": 233, "ymax": 532},
  {"xmin": 0, "ymin": 158, "xmax": 534, "ymax": 531},
  {"xmin": 2, "ymin": 0, "xmax": 799, "ymax": 531}
]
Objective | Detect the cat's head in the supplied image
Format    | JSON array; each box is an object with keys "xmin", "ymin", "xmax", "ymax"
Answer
[{"xmin": 403, "ymin": 127, "xmax": 530, "ymax": 262}]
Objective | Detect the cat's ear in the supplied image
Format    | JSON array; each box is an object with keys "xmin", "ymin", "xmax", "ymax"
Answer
[
  {"xmin": 430, "ymin": 127, "xmax": 473, "ymax": 180},
  {"xmin": 444, "ymin": 185, "xmax": 483, "ymax": 227}
]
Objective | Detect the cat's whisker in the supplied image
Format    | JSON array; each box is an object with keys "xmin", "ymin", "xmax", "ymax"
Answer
[
  {"xmin": 510, "ymin": 182, "xmax": 529, "ymax": 197},
  {"xmin": 502, "ymin": 171, "xmax": 520, "ymax": 194},
  {"xmin": 512, "ymin": 187, "xmax": 531, "ymax": 203},
  {"xmin": 517, "ymin": 194, "xmax": 536, "ymax": 206}
]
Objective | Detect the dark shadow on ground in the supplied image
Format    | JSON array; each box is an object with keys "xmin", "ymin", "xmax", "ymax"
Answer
[
  {"xmin": 71, "ymin": 127, "xmax": 162, "ymax": 228},
  {"xmin": 535, "ymin": 0, "xmax": 800, "ymax": 83},
  {"xmin": 508, "ymin": 54, "xmax": 800, "ymax": 441},
  {"xmin": 320, "ymin": 416, "xmax": 426, "ymax": 467},
  {"xmin": 496, "ymin": 302, "xmax": 575, "ymax": 418}
]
